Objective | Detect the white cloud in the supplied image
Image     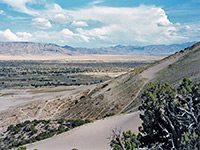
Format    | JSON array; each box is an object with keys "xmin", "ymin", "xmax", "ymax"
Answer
[
  {"xmin": 0, "ymin": 29, "xmax": 32, "ymax": 41},
  {"xmin": 76, "ymin": 25, "xmax": 119, "ymax": 41},
  {"xmin": 39, "ymin": 3, "xmax": 73, "ymax": 24},
  {"xmin": 16, "ymin": 32, "xmax": 32, "ymax": 41},
  {"xmin": 61, "ymin": 29, "xmax": 74, "ymax": 36},
  {"xmin": 0, "ymin": 10, "xmax": 6, "ymax": 15},
  {"xmin": 89, "ymin": 1, "xmax": 104, "ymax": 6},
  {"xmin": 60, "ymin": 29, "xmax": 90, "ymax": 42},
  {"xmin": 71, "ymin": 21, "xmax": 88, "ymax": 27},
  {"xmin": 34, "ymin": 4, "xmax": 181, "ymax": 45},
  {"xmin": 32, "ymin": 18, "xmax": 52, "ymax": 29},
  {"xmin": 69, "ymin": 5, "xmax": 188, "ymax": 45},
  {"xmin": 1, "ymin": 0, "xmax": 39, "ymax": 15},
  {"xmin": 156, "ymin": 8, "xmax": 172, "ymax": 27},
  {"xmin": 52, "ymin": 14, "xmax": 67, "ymax": 24},
  {"xmin": 0, "ymin": 0, "xmax": 199, "ymax": 47},
  {"xmin": 0, "ymin": 29, "xmax": 19, "ymax": 41}
]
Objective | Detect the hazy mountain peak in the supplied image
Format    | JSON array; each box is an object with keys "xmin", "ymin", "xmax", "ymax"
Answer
[{"xmin": 0, "ymin": 41, "xmax": 197, "ymax": 57}]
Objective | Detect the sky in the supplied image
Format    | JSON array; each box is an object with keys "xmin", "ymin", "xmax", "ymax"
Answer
[{"xmin": 0, "ymin": 0, "xmax": 199, "ymax": 48}]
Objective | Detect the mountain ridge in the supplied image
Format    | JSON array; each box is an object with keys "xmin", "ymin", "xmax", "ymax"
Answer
[
  {"xmin": 0, "ymin": 42, "xmax": 77, "ymax": 56},
  {"xmin": 0, "ymin": 41, "xmax": 196, "ymax": 57},
  {"xmin": 73, "ymin": 42, "xmax": 196, "ymax": 56},
  {"xmin": 58, "ymin": 42, "xmax": 200, "ymax": 119}
]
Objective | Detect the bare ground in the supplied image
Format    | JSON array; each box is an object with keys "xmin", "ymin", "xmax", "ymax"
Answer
[
  {"xmin": 27, "ymin": 111, "xmax": 141, "ymax": 150},
  {"xmin": 25, "ymin": 49, "xmax": 191, "ymax": 150},
  {"xmin": 0, "ymin": 54, "xmax": 164, "ymax": 62}
]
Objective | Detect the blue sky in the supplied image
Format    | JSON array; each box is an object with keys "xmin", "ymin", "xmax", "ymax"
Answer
[{"xmin": 0, "ymin": 0, "xmax": 199, "ymax": 47}]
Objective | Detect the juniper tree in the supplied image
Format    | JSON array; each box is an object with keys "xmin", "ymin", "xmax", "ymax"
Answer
[
  {"xmin": 138, "ymin": 78, "xmax": 200, "ymax": 149},
  {"xmin": 110, "ymin": 78, "xmax": 200, "ymax": 150}
]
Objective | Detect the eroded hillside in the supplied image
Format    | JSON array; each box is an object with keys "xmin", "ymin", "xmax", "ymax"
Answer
[
  {"xmin": 58, "ymin": 42, "xmax": 200, "ymax": 118},
  {"xmin": 0, "ymin": 42, "xmax": 200, "ymax": 130},
  {"xmin": 152, "ymin": 43, "xmax": 200, "ymax": 85}
]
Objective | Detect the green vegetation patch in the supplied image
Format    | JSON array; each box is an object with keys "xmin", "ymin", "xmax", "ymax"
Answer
[
  {"xmin": 110, "ymin": 78, "xmax": 200, "ymax": 149},
  {"xmin": 0, "ymin": 119, "xmax": 91, "ymax": 150},
  {"xmin": 0, "ymin": 60, "xmax": 148, "ymax": 89}
]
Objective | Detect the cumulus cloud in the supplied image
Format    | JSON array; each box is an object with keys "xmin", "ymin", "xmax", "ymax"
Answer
[
  {"xmin": 29, "ymin": 29, "xmax": 90, "ymax": 45},
  {"xmin": 37, "ymin": 3, "xmax": 73, "ymax": 24},
  {"xmin": 51, "ymin": 14, "xmax": 67, "ymax": 24},
  {"xmin": 0, "ymin": 29, "xmax": 19, "ymax": 41},
  {"xmin": 60, "ymin": 29, "xmax": 89, "ymax": 42},
  {"xmin": 0, "ymin": 0, "xmax": 199, "ymax": 46},
  {"xmin": 0, "ymin": 10, "xmax": 6, "ymax": 15},
  {"xmin": 71, "ymin": 21, "xmax": 88, "ymax": 27},
  {"xmin": 69, "ymin": 5, "xmax": 186, "ymax": 45},
  {"xmin": 0, "ymin": 29, "xmax": 32, "ymax": 41},
  {"xmin": 35, "ymin": 4, "xmax": 183, "ymax": 45},
  {"xmin": 16, "ymin": 32, "xmax": 32, "ymax": 41},
  {"xmin": 76, "ymin": 25, "xmax": 119, "ymax": 41},
  {"xmin": 61, "ymin": 28, "xmax": 74, "ymax": 36},
  {"xmin": 32, "ymin": 18, "xmax": 52, "ymax": 29}
]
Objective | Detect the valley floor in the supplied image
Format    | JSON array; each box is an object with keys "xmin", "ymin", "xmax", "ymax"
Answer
[
  {"xmin": 27, "ymin": 111, "xmax": 141, "ymax": 150},
  {"xmin": 0, "ymin": 54, "xmax": 163, "ymax": 62},
  {"xmin": 0, "ymin": 86, "xmax": 93, "ymax": 112}
]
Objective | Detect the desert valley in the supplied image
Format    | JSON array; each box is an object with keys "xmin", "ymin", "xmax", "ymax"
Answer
[
  {"xmin": 0, "ymin": 41, "xmax": 198, "ymax": 150},
  {"xmin": 0, "ymin": 0, "xmax": 199, "ymax": 149}
]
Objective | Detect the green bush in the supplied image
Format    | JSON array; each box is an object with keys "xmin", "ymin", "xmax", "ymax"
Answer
[
  {"xmin": 17, "ymin": 146, "xmax": 27, "ymax": 150},
  {"xmin": 110, "ymin": 78, "xmax": 200, "ymax": 149},
  {"xmin": 1, "ymin": 118, "xmax": 91, "ymax": 149}
]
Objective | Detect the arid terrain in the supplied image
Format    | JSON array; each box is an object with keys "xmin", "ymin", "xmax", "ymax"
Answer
[
  {"xmin": 25, "ymin": 42, "xmax": 200, "ymax": 149},
  {"xmin": 0, "ymin": 0, "xmax": 199, "ymax": 148},
  {"xmin": 27, "ymin": 111, "xmax": 141, "ymax": 150},
  {"xmin": 0, "ymin": 56, "xmax": 154, "ymax": 131},
  {"xmin": 0, "ymin": 42, "xmax": 199, "ymax": 149}
]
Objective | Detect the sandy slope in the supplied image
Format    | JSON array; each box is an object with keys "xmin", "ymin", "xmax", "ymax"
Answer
[
  {"xmin": 0, "ymin": 86, "xmax": 94, "ymax": 112},
  {"xmin": 118, "ymin": 47, "xmax": 188, "ymax": 114},
  {"xmin": 26, "ymin": 46, "xmax": 193, "ymax": 150},
  {"xmin": 27, "ymin": 111, "xmax": 141, "ymax": 150}
]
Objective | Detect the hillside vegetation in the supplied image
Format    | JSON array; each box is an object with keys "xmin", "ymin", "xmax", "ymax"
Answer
[
  {"xmin": 58, "ymin": 42, "xmax": 200, "ymax": 119},
  {"xmin": 0, "ymin": 42, "xmax": 199, "ymax": 137},
  {"xmin": 0, "ymin": 119, "xmax": 90, "ymax": 149},
  {"xmin": 153, "ymin": 44, "xmax": 200, "ymax": 85},
  {"xmin": 111, "ymin": 78, "xmax": 200, "ymax": 150}
]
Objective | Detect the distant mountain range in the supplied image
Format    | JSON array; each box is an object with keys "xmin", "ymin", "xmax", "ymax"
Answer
[
  {"xmin": 0, "ymin": 42, "xmax": 77, "ymax": 56},
  {"xmin": 0, "ymin": 41, "xmax": 196, "ymax": 56}
]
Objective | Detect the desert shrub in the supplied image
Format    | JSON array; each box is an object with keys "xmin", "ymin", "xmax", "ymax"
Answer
[
  {"xmin": 111, "ymin": 78, "xmax": 200, "ymax": 149},
  {"xmin": 17, "ymin": 146, "xmax": 27, "ymax": 150},
  {"xmin": 1, "ymin": 118, "xmax": 91, "ymax": 149}
]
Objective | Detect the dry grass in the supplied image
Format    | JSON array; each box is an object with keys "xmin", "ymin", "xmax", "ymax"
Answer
[
  {"xmin": 1, "ymin": 92, "xmax": 15, "ymax": 96},
  {"xmin": 28, "ymin": 87, "xmax": 76, "ymax": 94}
]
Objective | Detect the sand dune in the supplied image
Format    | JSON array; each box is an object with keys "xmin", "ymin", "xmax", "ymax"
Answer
[{"xmin": 27, "ymin": 111, "xmax": 141, "ymax": 150}]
